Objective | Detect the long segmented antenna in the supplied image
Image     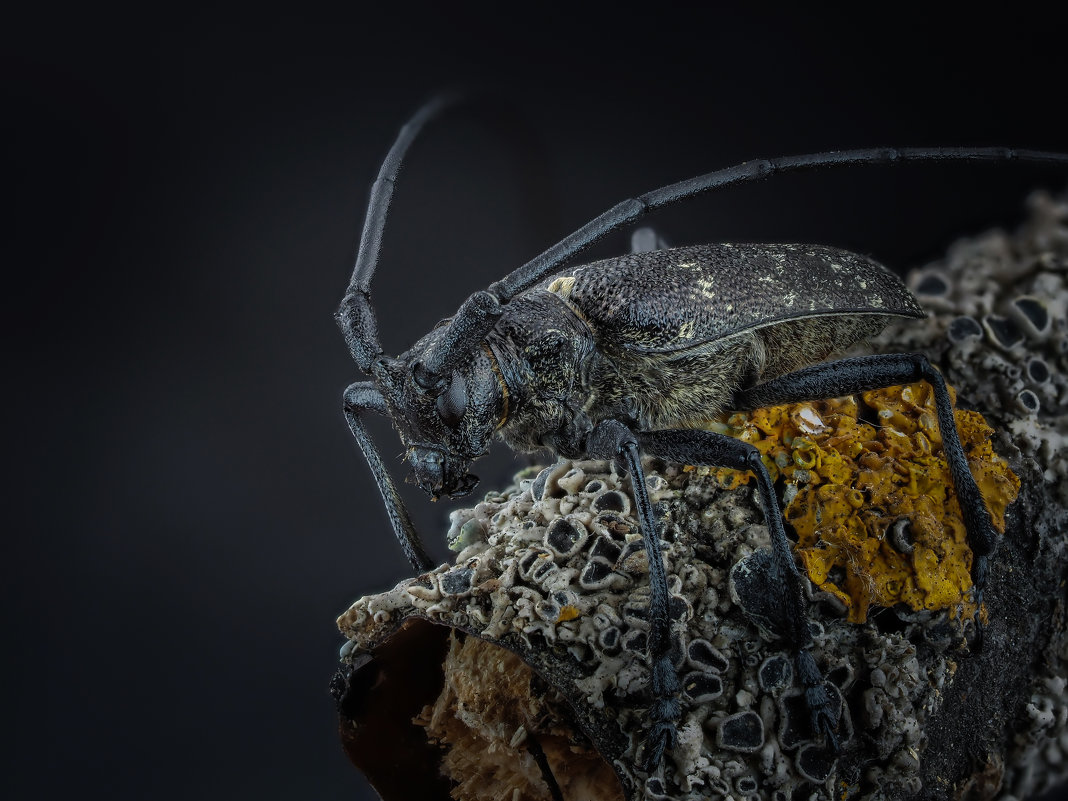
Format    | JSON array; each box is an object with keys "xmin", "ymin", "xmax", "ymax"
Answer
[
  {"xmin": 335, "ymin": 93, "xmax": 462, "ymax": 373},
  {"xmin": 417, "ymin": 146, "xmax": 1068, "ymax": 386}
]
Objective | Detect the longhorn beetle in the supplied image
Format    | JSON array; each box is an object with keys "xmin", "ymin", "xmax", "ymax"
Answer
[{"xmin": 335, "ymin": 95, "xmax": 1068, "ymax": 772}]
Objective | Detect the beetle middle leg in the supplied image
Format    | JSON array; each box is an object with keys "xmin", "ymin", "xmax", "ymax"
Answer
[
  {"xmin": 636, "ymin": 427, "xmax": 843, "ymax": 754},
  {"xmin": 731, "ymin": 351, "xmax": 998, "ymax": 647}
]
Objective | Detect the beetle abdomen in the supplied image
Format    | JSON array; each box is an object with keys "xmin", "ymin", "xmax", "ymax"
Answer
[
  {"xmin": 550, "ymin": 244, "xmax": 920, "ymax": 430},
  {"xmin": 551, "ymin": 243, "xmax": 924, "ymax": 354}
]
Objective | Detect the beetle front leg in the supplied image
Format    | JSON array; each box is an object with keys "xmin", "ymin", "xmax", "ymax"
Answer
[
  {"xmin": 343, "ymin": 382, "xmax": 434, "ymax": 572},
  {"xmin": 732, "ymin": 352, "xmax": 998, "ymax": 647},
  {"xmin": 585, "ymin": 419, "xmax": 680, "ymax": 772},
  {"xmin": 638, "ymin": 427, "xmax": 842, "ymax": 753}
]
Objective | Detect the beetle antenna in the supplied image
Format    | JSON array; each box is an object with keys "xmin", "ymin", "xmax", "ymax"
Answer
[
  {"xmin": 416, "ymin": 146, "xmax": 1068, "ymax": 387},
  {"xmin": 335, "ymin": 92, "xmax": 463, "ymax": 373}
]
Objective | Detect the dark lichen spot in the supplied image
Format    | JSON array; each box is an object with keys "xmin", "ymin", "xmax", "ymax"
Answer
[
  {"xmin": 534, "ymin": 599, "xmax": 560, "ymax": 622},
  {"xmin": 518, "ymin": 549, "xmax": 549, "ymax": 578},
  {"xmin": 1027, "ymin": 357, "xmax": 1051, "ymax": 384},
  {"xmin": 717, "ymin": 710, "xmax": 764, "ymax": 752},
  {"xmin": 583, "ymin": 480, "xmax": 603, "ymax": 493},
  {"xmin": 1016, "ymin": 389, "xmax": 1040, "ymax": 414},
  {"xmin": 531, "ymin": 558, "xmax": 557, "ymax": 582},
  {"xmin": 779, "ymin": 692, "xmax": 813, "ymax": 750},
  {"xmin": 622, "ymin": 599, "xmax": 649, "ymax": 623},
  {"xmin": 683, "ymin": 671, "xmax": 723, "ymax": 702},
  {"xmin": 544, "ymin": 517, "xmax": 586, "ymax": 556},
  {"xmin": 1012, "ymin": 296, "xmax": 1050, "ymax": 334},
  {"xmin": 827, "ymin": 663, "xmax": 854, "ymax": 690},
  {"xmin": 531, "ymin": 467, "xmax": 552, "ymax": 500},
  {"xmin": 688, "ymin": 638, "xmax": 729, "ymax": 673},
  {"xmin": 872, "ymin": 607, "xmax": 908, "ymax": 636},
  {"xmin": 623, "ymin": 630, "xmax": 647, "ymax": 655},
  {"xmin": 983, "ymin": 314, "xmax": 1025, "ymax": 350},
  {"xmin": 796, "ymin": 743, "xmax": 838, "ymax": 783},
  {"xmin": 947, "ymin": 315, "xmax": 983, "ymax": 343},
  {"xmin": 592, "ymin": 490, "xmax": 630, "ymax": 514},
  {"xmin": 915, "ymin": 273, "xmax": 949, "ymax": 296},
  {"xmin": 759, "ymin": 655, "xmax": 793, "ymax": 693},
  {"xmin": 580, "ymin": 559, "xmax": 614, "ymax": 589},
  {"xmin": 589, "ymin": 536, "xmax": 622, "ymax": 564},
  {"xmin": 598, "ymin": 626, "xmax": 621, "ymax": 653},
  {"xmin": 736, "ymin": 776, "xmax": 759, "ymax": 794},
  {"xmin": 440, "ymin": 567, "xmax": 474, "ymax": 596}
]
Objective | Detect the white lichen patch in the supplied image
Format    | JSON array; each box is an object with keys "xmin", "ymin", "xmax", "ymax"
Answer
[{"xmin": 339, "ymin": 452, "xmax": 963, "ymax": 800}]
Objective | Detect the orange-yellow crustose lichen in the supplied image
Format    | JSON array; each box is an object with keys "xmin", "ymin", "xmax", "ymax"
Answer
[
  {"xmin": 691, "ymin": 381, "xmax": 1019, "ymax": 624},
  {"xmin": 556, "ymin": 604, "xmax": 581, "ymax": 623}
]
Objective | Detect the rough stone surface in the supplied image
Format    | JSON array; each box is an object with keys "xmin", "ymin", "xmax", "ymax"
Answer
[{"xmin": 336, "ymin": 192, "xmax": 1068, "ymax": 801}]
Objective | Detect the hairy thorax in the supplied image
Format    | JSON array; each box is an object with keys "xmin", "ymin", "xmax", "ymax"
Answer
[
  {"xmin": 583, "ymin": 313, "xmax": 892, "ymax": 432},
  {"xmin": 491, "ymin": 288, "xmax": 894, "ymax": 451}
]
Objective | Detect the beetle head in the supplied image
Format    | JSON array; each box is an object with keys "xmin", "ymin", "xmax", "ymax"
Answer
[{"xmin": 372, "ymin": 330, "xmax": 507, "ymax": 501}]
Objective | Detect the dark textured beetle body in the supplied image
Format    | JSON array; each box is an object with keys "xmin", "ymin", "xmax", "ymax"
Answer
[
  {"xmin": 335, "ymin": 94, "xmax": 1068, "ymax": 779},
  {"xmin": 523, "ymin": 244, "xmax": 921, "ymax": 438},
  {"xmin": 440, "ymin": 243, "xmax": 920, "ymax": 467}
]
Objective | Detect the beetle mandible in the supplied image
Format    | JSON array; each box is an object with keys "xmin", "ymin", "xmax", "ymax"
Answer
[{"xmin": 335, "ymin": 94, "xmax": 1068, "ymax": 771}]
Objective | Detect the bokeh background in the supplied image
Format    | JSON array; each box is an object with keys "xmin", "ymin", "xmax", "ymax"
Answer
[{"xmin": 8, "ymin": 8, "xmax": 1066, "ymax": 800}]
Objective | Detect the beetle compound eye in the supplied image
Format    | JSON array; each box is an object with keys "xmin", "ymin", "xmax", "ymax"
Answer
[{"xmin": 436, "ymin": 372, "xmax": 468, "ymax": 427}]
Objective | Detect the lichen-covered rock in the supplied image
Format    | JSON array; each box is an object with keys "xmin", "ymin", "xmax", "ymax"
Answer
[{"xmin": 334, "ymin": 192, "xmax": 1068, "ymax": 801}]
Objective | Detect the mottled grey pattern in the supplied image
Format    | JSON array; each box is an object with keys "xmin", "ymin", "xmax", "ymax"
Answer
[{"xmin": 554, "ymin": 244, "xmax": 924, "ymax": 353}]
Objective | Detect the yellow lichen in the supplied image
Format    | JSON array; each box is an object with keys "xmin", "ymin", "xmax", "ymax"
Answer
[
  {"xmin": 556, "ymin": 605, "xmax": 580, "ymax": 623},
  {"xmin": 692, "ymin": 381, "xmax": 1019, "ymax": 623}
]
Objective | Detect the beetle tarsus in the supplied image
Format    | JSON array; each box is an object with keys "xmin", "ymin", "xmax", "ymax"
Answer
[
  {"xmin": 641, "ymin": 719, "xmax": 679, "ymax": 773},
  {"xmin": 797, "ymin": 649, "xmax": 841, "ymax": 753}
]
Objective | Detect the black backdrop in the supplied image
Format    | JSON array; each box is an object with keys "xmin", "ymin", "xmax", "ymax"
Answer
[{"xmin": 8, "ymin": 8, "xmax": 1067, "ymax": 800}]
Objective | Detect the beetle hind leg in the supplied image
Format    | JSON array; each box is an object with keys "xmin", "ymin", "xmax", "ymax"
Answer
[
  {"xmin": 797, "ymin": 649, "xmax": 841, "ymax": 753},
  {"xmin": 637, "ymin": 427, "xmax": 843, "ymax": 752},
  {"xmin": 731, "ymin": 352, "xmax": 999, "ymax": 648}
]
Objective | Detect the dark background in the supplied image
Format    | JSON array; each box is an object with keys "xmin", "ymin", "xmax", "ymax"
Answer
[{"xmin": 8, "ymin": 8, "xmax": 1067, "ymax": 800}]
